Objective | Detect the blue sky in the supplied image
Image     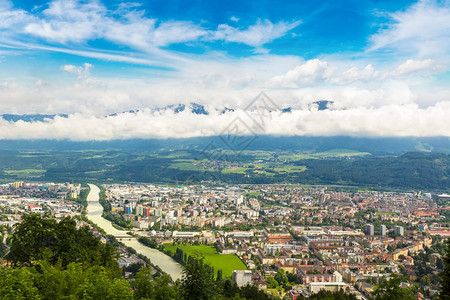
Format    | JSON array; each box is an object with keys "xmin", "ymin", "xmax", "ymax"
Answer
[{"xmin": 0, "ymin": 0, "xmax": 449, "ymax": 139}]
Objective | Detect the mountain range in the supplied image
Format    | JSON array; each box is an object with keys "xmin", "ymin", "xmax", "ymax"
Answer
[{"xmin": 0, "ymin": 100, "xmax": 337, "ymax": 123}]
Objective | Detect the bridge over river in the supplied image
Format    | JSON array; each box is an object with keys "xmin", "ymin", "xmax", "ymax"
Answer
[
  {"xmin": 86, "ymin": 184, "xmax": 183, "ymax": 280},
  {"xmin": 114, "ymin": 235, "xmax": 135, "ymax": 240}
]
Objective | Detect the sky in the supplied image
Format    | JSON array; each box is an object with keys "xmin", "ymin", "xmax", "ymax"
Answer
[{"xmin": 0, "ymin": 0, "xmax": 449, "ymax": 140}]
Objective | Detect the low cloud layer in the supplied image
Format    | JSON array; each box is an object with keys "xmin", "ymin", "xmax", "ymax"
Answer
[{"xmin": 0, "ymin": 102, "xmax": 449, "ymax": 141}]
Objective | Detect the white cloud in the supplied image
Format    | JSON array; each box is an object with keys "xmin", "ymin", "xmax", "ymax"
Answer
[
  {"xmin": 61, "ymin": 62, "xmax": 93, "ymax": 79},
  {"xmin": 214, "ymin": 19, "xmax": 301, "ymax": 48},
  {"xmin": 0, "ymin": 54, "xmax": 442, "ymax": 115},
  {"xmin": 331, "ymin": 64, "xmax": 379, "ymax": 85},
  {"xmin": 150, "ymin": 21, "xmax": 207, "ymax": 46},
  {"xmin": 0, "ymin": 0, "xmax": 32, "ymax": 30},
  {"xmin": 61, "ymin": 62, "xmax": 103, "ymax": 88},
  {"xmin": 0, "ymin": 102, "xmax": 449, "ymax": 140},
  {"xmin": 9, "ymin": 0, "xmax": 300, "ymax": 55},
  {"xmin": 25, "ymin": 0, "xmax": 105, "ymax": 43},
  {"xmin": 0, "ymin": 0, "xmax": 448, "ymax": 140},
  {"xmin": 369, "ymin": 0, "xmax": 450, "ymax": 58},
  {"xmin": 390, "ymin": 59, "xmax": 445, "ymax": 77},
  {"xmin": 266, "ymin": 59, "xmax": 329, "ymax": 88}
]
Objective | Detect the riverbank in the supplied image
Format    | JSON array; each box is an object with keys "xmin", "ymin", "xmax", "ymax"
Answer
[{"xmin": 85, "ymin": 184, "xmax": 183, "ymax": 280}]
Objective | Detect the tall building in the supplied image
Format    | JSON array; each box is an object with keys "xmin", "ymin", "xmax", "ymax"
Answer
[
  {"xmin": 143, "ymin": 207, "xmax": 150, "ymax": 217},
  {"xmin": 12, "ymin": 181, "xmax": 23, "ymax": 189},
  {"xmin": 235, "ymin": 195, "xmax": 243, "ymax": 205},
  {"xmin": 136, "ymin": 205, "xmax": 144, "ymax": 216},
  {"xmin": 232, "ymin": 270, "xmax": 252, "ymax": 287},
  {"xmin": 394, "ymin": 225, "xmax": 404, "ymax": 236},
  {"xmin": 380, "ymin": 225, "xmax": 387, "ymax": 236},
  {"xmin": 365, "ymin": 224, "xmax": 374, "ymax": 236}
]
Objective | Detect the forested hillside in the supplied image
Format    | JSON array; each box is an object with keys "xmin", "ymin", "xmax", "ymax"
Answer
[{"xmin": 0, "ymin": 149, "xmax": 448, "ymax": 191}]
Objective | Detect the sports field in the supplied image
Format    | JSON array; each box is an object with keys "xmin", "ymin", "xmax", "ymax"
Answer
[{"xmin": 163, "ymin": 243, "xmax": 247, "ymax": 278}]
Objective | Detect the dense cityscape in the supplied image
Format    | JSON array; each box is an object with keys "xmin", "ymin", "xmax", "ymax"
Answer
[{"xmin": 1, "ymin": 181, "xmax": 449, "ymax": 299}]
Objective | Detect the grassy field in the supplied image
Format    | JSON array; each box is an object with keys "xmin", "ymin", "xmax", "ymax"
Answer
[
  {"xmin": 278, "ymin": 154, "xmax": 313, "ymax": 161},
  {"xmin": 168, "ymin": 159, "xmax": 201, "ymax": 171},
  {"xmin": 3, "ymin": 169, "xmax": 46, "ymax": 178},
  {"xmin": 375, "ymin": 212, "xmax": 399, "ymax": 216},
  {"xmin": 221, "ymin": 167, "xmax": 249, "ymax": 174},
  {"xmin": 273, "ymin": 165, "xmax": 307, "ymax": 173},
  {"xmin": 312, "ymin": 149, "xmax": 371, "ymax": 158},
  {"xmin": 160, "ymin": 151, "xmax": 191, "ymax": 158},
  {"xmin": 163, "ymin": 243, "xmax": 247, "ymax": 278},
  {"xmin": 279, "ymin": 149, "xmax": 371, "ymax": 161}
]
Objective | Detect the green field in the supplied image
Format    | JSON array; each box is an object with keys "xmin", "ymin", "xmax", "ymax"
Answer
[
  {"xmin": 278, "ymin": 154, "xmax": 313, "ymax": 161},
  {"xmin": 163, "ymin": 243, "xmax": 247, "ymax": 278},
  {"xmin": 312, "ymin": 149, "xmax": 371, "ymax": 158},
  {"xmin": 160, "ymin": 151, "xmax": 191, "ymax": 158},
  {"xmin": 168, "ymin": 159, "xmax": 201, "ymax": 171},
  {"xmin": 273, "ymin": 165, "xmax": 307, "ymax": 173},
  {"xmin": 279, "ymin": 149, "xmax": 371, "ymax": 161},
  {"xmin": 375, "ymin": 212, "xmax": 399, "ymax": 216},
  {"xmin": 221, "ymin": 167, "xmax": 249, "ymax": 174},
  {"xmin": 3, "ymin": 169, "xmax": 46, "ymax": 178}
]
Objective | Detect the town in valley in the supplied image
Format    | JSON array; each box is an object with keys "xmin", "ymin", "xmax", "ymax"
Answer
[{"xmin": 1, "ymin": 181, "xmax": 449, "ymax": 299}]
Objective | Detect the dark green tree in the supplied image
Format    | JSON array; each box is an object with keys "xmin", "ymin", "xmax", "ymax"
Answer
[
  {"xmin": 123, "ymin": 262, "xmax": 145, "ymax": 276},
  {"xmin": 373, "ymin": 274, "xmax": 414, "ymax": 300},
  {"xmin": 0, "ymin": 265, "xmax": 40, "ymax": 299},
  {"xmin": 240, "ymin": 284, "xmax": 272, "ymax": 300},
  {"xmin": 0, "ymin": 237, "xmax": 6, "ymax": 258},
  {"xmin": 440, "ymin": 238, "xmax": 450, "ymax": 300},
  {"xmin": 132, "ymin": 267, "xmax": 178, "ymax": 300},
  {"xmin": 153, "ymin": 274, "xmax": 179, "ymax": 300},
  {"xmin": 35, "ymin": 260, "xmax": 132, "ymax": 299},
  {"xmin": 222, "ymin": 278, "xmax": 239, "ymax": 299},
  {"xmin": 216, "ymin": 269, "xmax": 223, "ymax": 282},
  {"xmin": 437, "ymin": 258, "xmax": 444, "ymax": 270},
  {"xmin": 6, "ymin": 213, "xmax": 118, "ymax": 271},
  {"xmin": 0, "ymin": 259, "xmax": 133, "ymax": 299},
  {"xmin": 286, "ymin": 272, "xmax": 300, "ymax": 284},
  {"xmin": 180, "ymin": 255, "xmax": 217, "ymax": 300}
]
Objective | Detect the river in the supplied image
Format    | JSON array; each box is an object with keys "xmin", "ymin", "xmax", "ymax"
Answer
[{"xmin": 85, "ymin": 184, "xmax": 183, "ymax": 280}]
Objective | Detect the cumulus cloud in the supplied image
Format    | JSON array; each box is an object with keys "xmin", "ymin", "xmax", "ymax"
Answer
[
  {"xmin": 331, "ymin": 64, "xmax": 379, "ymax": 85},
  {"xmin": 61, "ymin": 62, "xmax": 93, "ymax": 79},
  {"xmin": 389, "ymin": 59, "xmax": 445, "ymax": 77},
  {"xmin": 266, "ymin": 59, "xmax": 329, "ymax": 88},
  {"xmin": 0, "ymin": 54, "xmax": 443, "ymax": 115}
]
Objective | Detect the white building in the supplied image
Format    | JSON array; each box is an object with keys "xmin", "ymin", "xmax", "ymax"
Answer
[
  {"xmin": 232, "ymin": 270, "xmax": 252, "ymax": 287},
  {"xmin": 394, "ymin": 225, "xmax": 404, "ymax": 236},
  {"xmin": 365, "ymin": 224, "xmax": 374, "ymax": 236},
  {"xmin": 309, "ymin": 282, "xmax": 347, "ymax": 293},
  {"xmin": 172, "ymin": 231, "xmax": 200, "ymax": 238},
  {"xmin": 380, "ymin": 225, "xmax": 387, "ymax": 236}
]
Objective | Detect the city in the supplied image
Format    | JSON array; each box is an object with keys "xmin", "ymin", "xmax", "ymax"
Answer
[{"xmin": 1, "ymin": 181, "xmax": 449, "ymax": 299}]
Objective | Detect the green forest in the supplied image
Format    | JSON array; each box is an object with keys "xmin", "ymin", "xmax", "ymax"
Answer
[{"xmin": 0, "ymin": 149, "xmax": 447, "ymax": 191}]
